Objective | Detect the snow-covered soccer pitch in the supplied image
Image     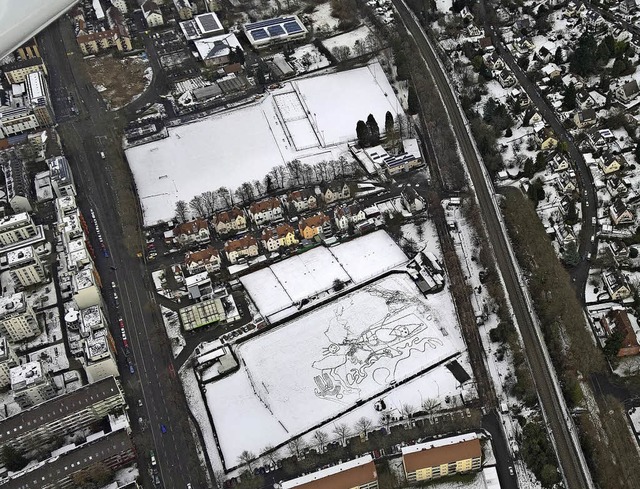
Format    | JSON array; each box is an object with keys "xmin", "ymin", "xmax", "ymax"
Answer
[
  {"xmin": 125, "ymin": 63, "xmax": 400, "ymax": 226},
  {"xmin": 205, "ymin": 273, "xmax": 466, "ymax": 466}
]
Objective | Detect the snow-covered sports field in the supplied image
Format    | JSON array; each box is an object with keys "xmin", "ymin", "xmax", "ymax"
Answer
[
  {"xmin": 240, "ymin": 231, "xmax": 408, "ymax": 318},
  {"xmin": 205, "ymin": 273, "xmax": 465, "ymax": 466},
  {"xmin": 126, "ymin": 63, "xmax": 399, "ymax": 226}
]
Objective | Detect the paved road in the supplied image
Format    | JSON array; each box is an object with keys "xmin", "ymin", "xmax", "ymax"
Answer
[
  {"xmin": 391, "ymin": 2, "xmax": 593, "ymax": 488},
  {"xmin": 478, "ymin": 4, "xmax": 597, "ymax": 298},
  {"xmin": 38, "ymin": 17, "xmax": 208, "ymax": 489}
]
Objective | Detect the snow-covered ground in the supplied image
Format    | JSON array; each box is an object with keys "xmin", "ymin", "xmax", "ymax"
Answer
[
  {"xmin": 241, "ymin": 231, "xmax": 408, "ymax": 318},
  {"xmin": 206, "ymin": 273, "xmax": 465, "ymax": 466},
  {"xmin": 308, "ymin": 2, "xmax": 340, "ymax": 34},
  {"xmin": 289, "ymin": 44, "xmax": 330, "ymax": 73},
  {"xmin": 321, "ymin": 25, "xmax": 377, "ymax": 59},
  {"xmin": 126, "ymin": 64, "xmax": 400, "ymax": 226}
]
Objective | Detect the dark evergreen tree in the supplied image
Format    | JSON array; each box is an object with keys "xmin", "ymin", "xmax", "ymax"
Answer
[
  {"xmin": 356, "ymin": 120, "xmax": 370, "ymax": 147},
  {"xmin": 563, "ymin": 82, "xmax": 577, "ymax": 110},
  {"xmin": 407, "ymin": 86, "xmax": 419, "ymax": 115},
  {"xmin": 1, "ymin": 446, "xmax": 28, "ymax": 472},
  {"xmin": 366, "ymin": 114, "xmax": 380, "ymax": 145},
  {"xmin": 385, "ymin": 111, "xmax": 394, "ymax": 135}
]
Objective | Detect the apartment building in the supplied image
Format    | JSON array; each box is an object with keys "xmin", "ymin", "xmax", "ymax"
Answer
[
  {"xmin": 2, "ymin": 57, "xmax": 47, "ymax": 84},
  {"xmin": 73, "ymin": 266, "xmax": 103, "ymax": 309},
  {"xmin": 0, "ymin": 336, "xmax": 18, "ymax": 388},
  {"xmin": 25, "ymin": 71, "xmax": 54, "ymax": 127},
  {"xmin": 0, "ymin": 213, "xmax": 38, "ymax": 247},
  {"xmin": 281, "ymin": 454, "xmax": 378, "ymax": 489},
  {"xmin": 84, "ymin": 331, "xmax": 119, "ymax": 383},
  {"xmin": 10, "ymin": 361, "xmax": 57, "ymax": 408},
  {"xmin": 0, "ymin": 376, "xmax": 125, "ymax": 453},
  {"xmin": 1, "ymin": 429, "xmax": 135, "ymax": 489},
  {"xmin": 6, "ymin": 245, "xmax": 47, "ymax": 290},
  {"xmin": 402, "ymin": 433, "xmax": 482, "ymax": 482},
  {"xmin": 48, "ymin": 155, "xmax": 76, "ymax": 198},
  {"xmin": 0, "ymin": 292, "xmax": 40, "ymax": 342},
  {"xmin": 0, "ymin": 106, "xmax": 39, "ymax": 137}
]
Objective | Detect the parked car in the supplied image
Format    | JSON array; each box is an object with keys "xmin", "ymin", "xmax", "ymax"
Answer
[{"xmin": 160, "ymin": 423, "xmax": 167, "ymax": 433}]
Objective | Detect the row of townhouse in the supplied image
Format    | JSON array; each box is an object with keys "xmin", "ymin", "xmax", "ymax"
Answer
[
  {"xmin": 70, "ymin": 4, "xmax": 133, "ymax": 54},
  {"xmin": 172, "ymin": 182, "xmax": 353, "ymax": 247}
]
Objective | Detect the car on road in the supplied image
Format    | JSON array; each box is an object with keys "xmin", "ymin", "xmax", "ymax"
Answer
[
  {"xmin": 187, "ymin": 484, "xmax": 192, "ymax": 489},
  {"xmin": 138, "ymin": 399, "xmax": 143, "ymax": 407},
  {"xmin": 128, "ymin": 358, "xmax": 135, "ymax": 374},
  {"xmin": 150, "ymin": 450, "xmax": 156, "ymax": 466},
  {"xmin": 160, "ymin": 423, "xmax": 167, "ymax": 433},
  {"xmin": 508, "ymin": 466, "xmax": 514, "ymax": 476}
]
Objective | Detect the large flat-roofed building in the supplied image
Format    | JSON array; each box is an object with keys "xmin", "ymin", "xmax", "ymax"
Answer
[
  {"xmin": 402, "ymin": 433, "xmax": 482, "ymax": 482},
  {"xmin": 6, "ymin": 245, "xmax": 47, "ymax": 289},
  {"xmin": 282, "ymin": 454, "xmax": 378, "ymax": 489},
  {"xmin": 10, "ymin": 360, "xmax": 56, "ymax": 408},
  {"xmin": 84, "ymin": 330, "xmax": 119, "ymax": 383},
  {"xmin": 180, "ymin": 11, "xmax": 224, "ymax": 40},
  {"xmin": 0, "ymin": 429, "xmax": 135, "ymax": 489},
  {"xmin": 2, "ymin": 57, "xmax": 47, "ymax": 84},
  {"xmin": 73, "ymin": 266, "xmax": 103, "ymax": 309},
  {"xmin": 0, "ymin": 376, "xmax": 125, "ymax": 453},
  {"xmin": 0, "ymin": 212, "xmax": 38, "ymax": 246},
  {"xmin": 0, "ymin": 336, "xmax": 18, "ymax": 388},
  {"xmin": 243, "ymin": 15, "xmax": 307, "ymax": 49},
  {"xmin": 0, "ymin": 106, "xmax": 39, "ymax": 137},
  {"xmin": 25, "ymin": 70, "xmax": 54, "ymax": 126},
  {"xmin": 0, "ymin": 292, "xmax": 40, "ymax": 342},
  {"xmin": 47, "ymin": 155, "xmax": 76, "ymax": 197}
]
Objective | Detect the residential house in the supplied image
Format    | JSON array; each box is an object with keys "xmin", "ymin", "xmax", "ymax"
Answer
[
  {"xmin": 288, "ymin": 188, "xmax": 317, "ymax": 213},
  {"xmin": 512, "ymin": 37, "xmax": 535, "ymax": 55},
  {"xmin": 609, "ymin": 240, "xmax": 630, "ymax": 261},
  {"xmin": 402, "ymin": 187, "xmax": 426, "ymax": 213},
  {"xmin": 194, "ymin": 33, "xmax": 243, "ymax": 67},
  {"xmin": 174, "ymin": 218, "xmax": 211, "ymax": 247},
  {"xmin": 224, "ymin": 235, "xmax": 259, "ymax": 264},
  {"xmin": 603, "ymin": 269, "xmax": 631, "ymax": 300},
  {"xmin": 142, "ymin": 0, "xmax": 164, "ymax": 27},
  {"xmin": 609, "ymin": 200, "xmax": 634, "ymax": 225},
  {"xmin": 555, "ymin": 172, "xmax": 576, "ymax": 193},
  {"xmin": 535, "ymin": 41, "xmax": 557, "ymax": 64},
  {"xmin": 248, "ymin": 197, "xmax": 283, "ymax": 225},
  {"xmin": 213, "ymin": 207, "xmax": 247, "ymax": 235},
  {"xmin": 616, "ymin": 79, "xmax": 640, "ymax": 103},
  {"xmin": 334, "ymin": 204, "xmax": 366, "ymax": 232},
  {"xmin": 576, "ymin": 89, "xmax": 595, "ymax": 110},
  {"xmin": 554, "ymin": 224, "xmax": 576, "ymax": 247},
  {"xmin": 535, "ymin": 126, "xmax": 559, "ymax": 150},
  {"xmin": 541, "ymin": 63, "xmax": 562, "ymax": 79},
  {"xmin": 573, "ymin": 109, "xmax": 597, "ymax": 128},
  {"xmin": 600, "ymin": 309, "xmax": 640, "ymax": 356},
  {"xmin": 261, "ymin": 223, "xmax": 298, "ymax": 252},
  {"xmin": 550, "ymin": 153, "xmax": 570, "ymax": 173},
  {"xmin": 402, "ymin": 433, "xmax": 482, "ymax": 483},
  {"xmin": 497, "ymin": 69, "xmax": 516, "ymax": 88},
  {"xmin": 174, "ymin": 0, "xmax": 194, "ymax": 20},
  {"xmin": 509, "ymin": 88, "xmax": 530, "ymax": 109},
  {"xmin": 184, "ymin": 246, "xmax": 221, "ymax": 274},
  {"xmin": 586, "ymin": 127, "xmax": 618, "ymax": 153},
  {"xmin": 299, "ymin": 213, "xmax": 330, "ymax": 240},
  {"xmin": 466, "ymin": 24, "xmax": 482, "ymax": 37},
  {"xmin": 621, "ymin": 0, "xmax": 638, "ymax": 14},
  {"xmin": 599, "ymin": 154, "xmax": 626, "ymax": 174},
  {"xmin": 322, "ymin": 181, "xmax": 351, "ymax": 205},
  {"xmin": 477, "ymin": 37, "xmax": 494, "ymax": 52},
  {"xmin": 522, "ymin": 106, "xmax": 542, "ymax": 126},
  {"xmin": 562, "ymin": 73, "xmax": 584, "ymax": 91},
  {"xmin": 606, "ymin": 177, "xmax": 629, "ymax": 198}
]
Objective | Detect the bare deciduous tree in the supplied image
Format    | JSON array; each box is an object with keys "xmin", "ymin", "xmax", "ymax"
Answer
[
  {"xmin": 333, "ymin": 423, "xmax": 351, "ymax": 446},
  {"xmin": 421, "ymin": 398, "xmax": 440, "ymax": 417},
  {"xmin": 263, "ymin": 445, "xmax": 278, "ymax": 467},
  {"xmin": 189, "ymin": 195, "xmax": 206, "ymax": 217},
  {"xmin": 215, "ymin": 187, "xmax": 233, "ymax": 208},
  {"xmin": 313, "ymin": 430, "xmax": 328, "ymax": 452},
  {"xmin": 174, "ymin": 200, "xmax": 188, "ymax": 223},
  {"xmin": 201, "ymin": 190, "xmax": 217, "ymax": 215},
  {"xmin": 287, "ymin": 438, "xmax": 306, "ymax": 459},
  {"xmin": 237, "ymin": 450, "xmax": 256, "ymax": 470},
  {"xmin": 355, "ymin": 417, "xmax": 373, "ymax": 440}
]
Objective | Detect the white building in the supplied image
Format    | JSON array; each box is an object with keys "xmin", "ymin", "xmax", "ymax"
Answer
[
  {"xmin": 73, "ymin": 266, "xmax": 103, "ymax": 309},
  {"xmin": 111, "ymin": 0, "xmax": 128, "ymax": 13},
  {"xmin": 6, "ymin": 245, "xmax": 47, "ymax": 289},
  {"xmin": 0, "ymin": 292, "xmax": 40, "ymax": 342},
  {"xmin": 0, "ymin": 106, "xmax": 39, "ymax": 137},
  {"xmin": 142, "ymin": 0, "xmax": 164, "ymax": 27},
  {"xmin": 84, "ymin": 332, "xmax": 119, "ymax": 383},
  {"xmin": 0, "ymin": 336, "xmax": 18, "ymax": 388},
  {"xmin": 243, "ymin": 15, "xmax": 307, "ymax": 49},
  {"xmin": 0, "ymin": 213, "xmax": 38, "ymax": 247},
  {"xmin": 10, "ymin": 361, "xmax": 56, "ymax": 408},
  {"xmin": 25, "ymin": 71, "xmax": 54, "ymax": 127},
  {"xmin": 47, "ymin": 156, "xmax": 76, "ymax": 198}
]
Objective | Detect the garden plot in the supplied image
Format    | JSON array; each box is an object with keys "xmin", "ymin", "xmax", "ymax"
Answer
[{"xmin": 206, "ymin": 274, "xmax": 464, "ymax": 465}]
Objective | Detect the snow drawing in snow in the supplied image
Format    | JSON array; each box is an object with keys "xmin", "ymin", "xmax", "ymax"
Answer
[{"xmin": 312, "ymin": 283, "xmax": 443, "ymax": 402}]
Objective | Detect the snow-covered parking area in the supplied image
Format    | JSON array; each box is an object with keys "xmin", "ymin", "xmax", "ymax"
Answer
[
  {"xmin": 126, "ymin": 64, "xmax": 400, "ymax": 226},
  {"xmin": 206, "ymin": 273, "xmax": 465, "ymax": 466},
  {"xmin": 240, "ymin": 231, "xmax": 408, "ymax": 318}
]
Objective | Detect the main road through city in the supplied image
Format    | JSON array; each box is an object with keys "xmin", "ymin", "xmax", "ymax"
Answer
[
  {"xmin": 391, "ymin": 2, "xmax": 594, "ymax": 488},
  {"xmin": 38, "ymin": 17, "xmax": 208, "ymax": 489}
]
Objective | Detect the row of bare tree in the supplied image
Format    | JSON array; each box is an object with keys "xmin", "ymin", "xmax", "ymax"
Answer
[
  {"xmin": 174, "ymin": 157, "xmax": 356, "ymax": 223},
  {"xmin": 236, "ymin": 398, "xmax": 440, "ymax": 469}
]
